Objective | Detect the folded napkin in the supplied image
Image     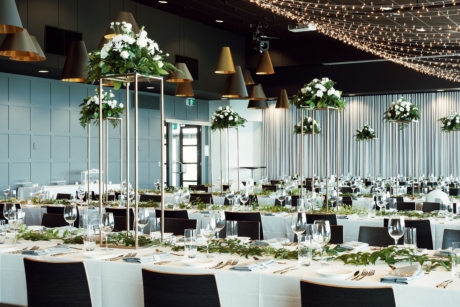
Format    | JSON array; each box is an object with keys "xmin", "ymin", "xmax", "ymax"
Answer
[
  {"xmin": 252, "ymin": 238, "xmax": 288, "ymax": 248},
  {"xmin": 433, "ymin": 248, "xmax": 452, "ymax": 257},
  {"xmin": 339, "ymin": 241, "xmax": 369, "ymax": 251},
  {"xmin": 200, "ymin": 211, "xmax": 211, "ymax": 214},
  {"xmin": 380, "ymin": 263, "xmax": 423, "ymax": 284},
  {"xmin": 123, "ymin": 256, "xmax": 155, "ymax": 263},
  {"xmin": 264, "ymin": 213, "xmax": 275, "ymax": 216},
  {"xmin": 22, "ymin": 249, "xmax": 47, "ymax": 256},
  {"xmin": 337, "ymin": 215, "xmax": 348, "ymax": 219},
  {"xmin": 231, "ymin": 259, "xmax": 277, "ymax": 272},
  {"xmin": 347, "ymin": 214, "xmax": 359, "ymax": 220},
  {"xmin": 46, "ymin": 244, "xmax": 72, "ymax": 253}
]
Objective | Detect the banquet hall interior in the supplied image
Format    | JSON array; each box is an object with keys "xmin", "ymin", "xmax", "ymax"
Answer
[{"xmin": 1, "ymin": 0, "xmax": 460, "ymax": 306}]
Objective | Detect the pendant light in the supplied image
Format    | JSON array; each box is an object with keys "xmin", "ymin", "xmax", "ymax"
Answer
[
  {"xmin": 175, "ymin": 82, "xmax": 194, "ymax": 97},
  {"xmin": 0, "ymin": 0, "xmax": 23, "ymax": 34},
  {"xmin": 104, "ymin": 12, "xmax": 140, "ymax": 39},
  {"xmin": 242, "ymin": 69, "xmax": 255, "ymax": 85},
  {"xmin": 222, "ymin": 66, "xmax": 248, "ymax": 98},
  {"xmin": 215, "ymin": 47, "xmax": 235, "ymax": 74},
  {"xmin": 9, "ymin": 36, "xmax": 46, "ymax": 62},
  {"xmin": 61, "ymin": 40, "xmax": 89, "ymax": 82},
  {"xmin": 0, "ymin": 29, "xmax": 38, "ymax": 57},
  {"xmin": 256, "ymin": 51, "xmax": 275, "ymax": 75},
  {"xmin": 247, "ymin": 84, "xmax": 268, "ymax": 109},
  {"xmin": 167, "ymin": 63, "xmax": 194, "ymax": 82},
  {"xmin": 275, "ymin": 89, "xmax": 290, "ymax": 109}
]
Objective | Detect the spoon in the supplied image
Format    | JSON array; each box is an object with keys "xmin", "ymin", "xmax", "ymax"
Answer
[{"xmin": 346, "ymin": 270, "xmax": 360, "ymax": 280}]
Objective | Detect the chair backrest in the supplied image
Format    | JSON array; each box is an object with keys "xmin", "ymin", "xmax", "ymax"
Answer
[
  {"xmin": 75, "ymin": 191, "xmax": 95, "ymax": 202},
  {"xmin": 274, "ymin": 195, "xmax": 300, "ymax": 207},
  {"xmin": 155, "ymin": 209, "xmax": 189, "ymax": 219},
  {"xmin": 189, "ymin": 185, "xmax": 208, "ymax": 192},
  {"xmin": 45, "ymin": 206, "xmax": 80, "ymax": 228},
  {"xmin": 383, "ymin": 219, "xmax": 433, "ymax": 249},
  {"xmin": 142, "ymin": 269, "xmax": 221, "ymax": 307},
  {"xmin": 422, "ymin": 202, "xmax": 440, "ymax": 212},
  {"xmin": 163, "ymin": 218, "xmax": 197, "ymax": 235},
  {"xmin": 330, "ymin": 225, "xmax": 344, "ymax": 244},
  {"xmin": 225, "ymin": 212, "xmax": 264, "ymax": 239},
  {"xmin": 358, "ymin": 226, "xmax": 398, "ymax": 246},
  {"xmin": 56, "ymin": 193, "xmax": 71, "ymax": 200},
  {"xmin": 396, "ymin": 202, "xmax": 415, "ymax": 211},
  {"xmin": 449, "ymin": 188, "xmax": 460, "ymax": 196},
  {"xmin": 340, "ymin": 187, "xmax": 353, "ymax": 193},
  {"xmin": 442, "ymin": 229, "xmax": 460, "ymax": 249},
  {"xmin": 190, "ymin": 193, "xmax": 213, "ymax": 205},
  {"xmin": 41, "ymin": 213, "xmax": 68, "ymax": 228},
  {"xmin": 306, "ymin": 214, "xmax": 337, "ymax": 226},
  {"xmin": 407, "ymin": 186, "xmax": 421, "ymax": 194},
  {"xmin": 300, "ymin": 280, "xmax": 396, "ymax": 307},
  {"xmin": 262, "ymin": 185, "xmax": 276, "ymax": 192},
  {"xmin": 218, "ymin": 221, "xmax": 260, "ymax": 240},
  {"xmin": 270, "ymin": 180, "xmax": 281, "ymax": 185},
  {"xmin": 23, "ymin": 258, "xmax": 92, "ymax": 307},
  {"xmin": 139, "ymin": 194, "xmax": 161, "ymax": 202},
  {"xmin": 105, "ymin": 207, "xmax": 134, "ymax": 217},
  {"xmin": 113, "ymin": 216, "xmax": 134, "ymax": 232}
]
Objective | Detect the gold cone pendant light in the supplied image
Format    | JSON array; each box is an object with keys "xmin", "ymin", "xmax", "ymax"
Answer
[
  {"xmin": 0, "ymin": 29, "xmax": 38, "ymax": 57},
  {"xmin": 0, "ymin": 0, "xmax": 23, "ymax": 34},
  {"xmin": 10, "ymin": 36, "xmax": 46, "ymax": 62},
  {"xmin": 104, "ymin": 12, "xmax": 140, "ymax": 39},
  {"xmin": 242, "ymin": 69, "xmax": 255, "ymax": 85},
  {"xmin": 222, "ymin": 65, "xmax": 248, "ymax": 98},
  {"xmin": 167, "ymin": 63, "xmax": 194, "ymax": 82},
  {"xmin": 215, "ymin": 47, "xmax": 235, "ymax": 74},
  {"xmin": 247, "ymin": 84, "xmax": 268, "ymax": 109},
  {"xmin": 61, "ymin": 41, "xmax": 89, "ymax": 82},
  {"xmin": 256, "ymin": 51, "xmax": 274, "ymax": 75},
  {"xmin": 275, "ymin": 89, "xmax": 290, "ymax": 109},
  {"xmin": 175, "ymin": 82, "xmax": 194, "ymax": 97}
]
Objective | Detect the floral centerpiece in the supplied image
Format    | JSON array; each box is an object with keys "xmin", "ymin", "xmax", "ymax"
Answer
[
  {"xmin": 290, "ymin": 77, "xmax": 345, "ymax": 111},
  {"xmin": 79, "ymin": 89, "xmax": 124, "ymax": 128},
  {"xmin": 354, "ymin": 124, "xmax": 376, "ymax": 141},
  {"xmin": 439, "ymin": 111, "xmax": 460, "ymax": 132},
  {"xmin": 293, "ymin": 116, "xmax": 321, "ymax": 134},
  {"xmin": 86, "ymin": 22, "xmax": 177, "ymax": 90},
  {"xmin": 383, "ymin": 97, "xmax": 420, "ymax": 129},
  {"xmin": 210, "ymin": 106, "xmax": 247, "ymax": 130}
]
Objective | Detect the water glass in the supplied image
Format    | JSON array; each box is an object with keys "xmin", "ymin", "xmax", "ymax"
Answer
[
  {"xmin": 452, "ymin": 242, "xmax": 460, "ymax": 278},
  {"xmin": 226, "ymin": 220, "xmax": 238, "ymax": 239},
  {"xmin": 404, "ymin": 227, "xmax": 417, "ymax": 249},
  {"xmin": 0, "ymin": 220, "xmax": 6, "ymax": 244},
  {"xmin": 149, "ymin": 217, "xmax": 161, "ymax": 240},
  {"xmin": 184, "ymin": 229, "xmax": 197, "ymax": 258},
  {"xmin": 298, "ymin": 235, "xmax": 312, "ymax": 267}
]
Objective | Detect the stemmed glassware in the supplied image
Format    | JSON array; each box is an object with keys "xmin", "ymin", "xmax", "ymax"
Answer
[
  {"xmin": 64, "ymin": 204, "xmax": 78, "ymax": 238},
  {"xmin": 225, "ymin": 190, "xmax": 235, "ymax": 206},
  {"xmin": 9, "ymin": 209, "xmax": 22, "ymax": 244},
  {"xmin": 214, "ymin": 211, "xmax": 226, "ymax": 239},
  {"xmin": 137, "ymin": 208, "xmax": 150, "ymax": 234},
  {"xmin": 388, "ymin": 216, "xmax": 405, "ymax": 246},
  {"xmin": 240, "ymin": 193, "xmax": 249, "ymax": 207},
  {"xmin": 200, "ymin": 215, "xmax": 217, "ymax": 258},
  {"xmin": 3, "ymin": 185, "xmax": 10, "ymax": 200},
  {"xmin": 77, "ymin": 187, "xmax": 86, "ymax": 202},
  {"xmin": 277, "ymin": 189, "xmax": 287, "ymax": 206},
  {"xmin": 101, "ymin": 212, "xmax": 114, "ymax": 251},
  {"xmin": 291, "ymin": 212, "xmax": 307, "ymax": 243},
  {"xmin": 181, "ymin": 192, "xmax": 190, "ymax": 208},
  {"xmin": 312, "ymin": 220, "xmax": 331, "ymax": 266}
]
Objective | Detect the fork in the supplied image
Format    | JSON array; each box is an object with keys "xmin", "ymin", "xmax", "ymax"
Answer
[
  {"xmin": 104, "ymin": 254, "xmax": 124, "ymax": 262},
  {"xmin": 207, "ymin": 261, "xmax": 223, "ymax": 269},
  {"xmin": 355, "ymin": 270, "xmax": 370, "ymax": 281},
  {"xmin": 352, "ymin": 269, "xmax": 368, "ymax": 281},
  {"xmin": 436, "ymin": 279, "xmax": 453, "ymax": 288},
  {"xmin": 231, "ymin": 259, "xmax": 239, "ymax": 266},
  {"xmin": 215, "ymin": 260, "xmax": 232, "ymax": 269}
]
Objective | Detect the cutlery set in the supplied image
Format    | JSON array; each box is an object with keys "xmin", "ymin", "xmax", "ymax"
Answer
[
  {"xmin": 436, "ymin": 279, "xmax": 453, "ymax": 288},
  {"xmin": 350, "ymin": 269, "xmax": 375, "ymax": 281},
  {"xmin": 104, "ymin": 253, "xmax": 137, "ymax": 262},
  {"xmin": 207, "ymin": 259, "xmax": 239, "ymax": 269},
  {"xmin": 273, "ymin": 266, "xmax": 299, "ymax": 275},
  {"xmin": 8, "ymin": 246, "xmax": 39, "ymax": 254}
]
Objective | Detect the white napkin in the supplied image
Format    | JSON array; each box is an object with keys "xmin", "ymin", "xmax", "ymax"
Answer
[
  {"xmin": 347, "ymin": 214, "xmax": 359, "ymax": 220},
  {"xmin": 252, "ymin": 238, "xmax": 288, "ymax": 248},
  {"xmin": 123, "ymin": 255, "xmax": 155, "ymax": 263},
  {"xmin": 46, "ymin": 244, "xmax": 72, "ymax": 253},
  {"xmin": 22, "ymin": 250, "xmax": 48, "ymax": 256},
  {"xmin": 433, "ymin": 247, "xmax": 452, "ymax": 257},
  {"xmin": 231, "ymin": 259, "xmax": 277, "ymax": 272},
  {"xmin": 380, "ymin": 263, "xmax": 423, "ymax": 284},
  {"xmin": 339, "ymin": 241, "xmax": 369, "ymax": 251}
]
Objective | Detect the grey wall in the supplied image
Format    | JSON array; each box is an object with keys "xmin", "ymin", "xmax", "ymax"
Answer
[{"xmin": 0, "ymin": 72, "xmax": 209, "ymax": 191}]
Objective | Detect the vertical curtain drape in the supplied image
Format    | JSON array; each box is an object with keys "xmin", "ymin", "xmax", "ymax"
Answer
[{"xmin": 263, "ymin": 92, "xmax": 460, "ymax": 180}]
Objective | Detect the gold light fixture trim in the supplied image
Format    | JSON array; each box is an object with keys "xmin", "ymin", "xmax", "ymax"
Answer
[
  {"xmin": 0, "ymin": 29, "xmax": 38, "ymax": 57},
  {"xmin": 275, "ymin": 89, "xmax": 290, "ymax": 109},
  {"xmin": 0, "ymin": 0, "xmax": 23, "ymax": 34},
  {"xmin": 222, "ymin": 65, "xmax": 248, "ymax": 98},
  {"xmin": 242, "ymin": 69, "xmax": 255, "ymax": 85},
  {"xmin": 215, "ymin": 47, "xmax": 236, "ymax": 74},
  {"xmin": 248, "ymin": 84, "xmax": 267, "ymax": 100},
  {"xmin": 10, "ymin": 36, "xmax": 46, "ymax": 62},
  {"xmin": 61, "ymin": 41, "xmax": 89, "ymax": 83},
  {"xmin": 104, "ymin": 12, "xmax": 140, "ymax": 39},
  {"xmin": 167, "ymin": 63, "xmax": 194, "ymax": 82},
  {"xmin": 175, "ymin": 82, "xmax": 194, "ymax": 97},
  {"xmin": 256, "ymin": 51, "xmax": 274, "ymax": 75}
]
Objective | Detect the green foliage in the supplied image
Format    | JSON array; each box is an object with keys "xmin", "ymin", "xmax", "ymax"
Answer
[
  {"xmin": 290, "ymin": 78, "xmax": 345, "ymax": 111},
  {"xmin": 383, "ymin": 97, "xmax": 420, "ymax": 129},
  {"xmin": 294, "ymin": 116, "xmax": 321, "ymax": 135},
  {"xmin": 354, "ymin": 124, "xmax": 377, "ymax": 141},
  {"xmin": 210, "ymin": 106, "xmax": 247, "ymax": 131},
  {"xmin": 79, "ymin": 89, "xmax": 124, "ymax": 129},
  {"xmin": 439, "ymin": 111, "xmax": 460, "ymax": 132}
]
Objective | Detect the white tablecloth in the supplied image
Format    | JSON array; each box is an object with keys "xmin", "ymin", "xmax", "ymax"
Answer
[{"xmin": 17, "ymin": 184, "xmax": 123, "ymax": 200}]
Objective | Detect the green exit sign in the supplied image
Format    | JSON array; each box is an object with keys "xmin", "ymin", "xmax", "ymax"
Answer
[{"xmin": 186, "ymin": 98, "xmax": 195, "ymax": 106}]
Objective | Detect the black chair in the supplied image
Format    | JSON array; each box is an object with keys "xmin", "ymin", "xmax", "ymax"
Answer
[
  {"xmin": 358, "ymin": 226, "xmax": 399, "ymax": 246},
  {"xmin": 407, "ymin": 186, "xmax": 421, "ymax": 194},
  {"xmin": 75, "ymin": 191, "xmax": 95, "ymax": 202},
  {"xmin": 340, "ymin": 187, "xmax": 360, "ymax": 194},
  {"xmin": 142, "ymin": 269, "xmax": 221, "ymax": 307},
  {"xmin": 46, "ymin": 206, "xmax": 80, "ymax": 228},
  {"xmin": 106, "ymin": 207, "xmax": 134, "ymax": 217},
  {"xmin": 113, "ymin": 216, "xmax": 135, "ymax": 232},
  {"xmin": 164, "ymin": 218, "xmax": 197, "ymax": 235},
  {"xmin": 225, "ymin": 212, "xmax": 264, "ymax": 239},
  {"xmin": 262, "ymin": 185, "xmax": 276, "ymax": 192},
  {"xmin": 0, "ymin": 203, "xmax": 21, "ymax": 224},
  {"xmin": 396, "ymin": 202, "xmax": 415, "ymax": 211},
  {"xmin": 383, "ymin": 219, "xmax": 433, "ymax": 249},
  {"xmin": 442, "ymin": 229, "xmax": 460, "ymax": 249},
  {"xmin": 300, "ymin": 280, "xmax": 396, "ymax": 307},
  {"xmin": 24, "ymin": 258, "xmax": 92, "ymax": 307},
  {"xmin": 139, "ymin": 194, "xmax": 161, "ymax": 202},
  {"xmin": 190, "ymin": 193, "xmax": 213, "ymax": 205},
  {"xmin": 218, "ymin": 221, "xmax": 260, "ymax": 240},
  {"xmin": 56, "ymin": 193, "xmax": 71, "ymax": 200},
  {"xmin": 330, "ymin": 225, "xmax": 344, "ymax": 244},
  {"xmin": 306, "ymin": 214, "xmax": 337, "ymax": 226},
  {"xmin": 270, "ymin": 180, "xmax": 281, "ymax": 185},
  {"xmin": 106, "ymin": 194, "xmax": 115, "ymax": 201},
  {"xmin": 41, "ymin": 213, "xmax": 68, "ymax": 227},
  {"xmin": 449, "ymin": 188, "xmax": 460, "ymax": 196},
  {"xmin": 189, "ymin": 185, "xmax": 208, "ymax": 192},
  {"xmin": 422, "ymin": 202, "xmax": 440, "ymax": 212},
  {"xmin": 155, "ymin": 209, "xmax": 189, "ymax": 219}
]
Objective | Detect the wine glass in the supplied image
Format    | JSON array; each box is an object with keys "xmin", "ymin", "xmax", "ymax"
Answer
[
  {"xmin": 312, "ymin": 220, "xmax": 331, "ymax": 266},
  {"xmin": 8, "ymin": 209, "xmax": 20, "ymax": 244},
  {"xmin": 291, "ymin": 212, "xmax": 307, "ymax": 242},
  {"xmin": 225, "ymin": 190, "xmax": 235, "ymax": 206},
  {"xmin": 181, "ymin": 192, "xmax": 190, "ymax": 207},
  {"xmin": 3, "ymin": 185, "xmax": 10, "ymax": 200},
  {"xmin": 77, "ymin": 187, "xmax": 86, "ymax": 202},
  {"xmin": 101, "ymin": 212, "xmax": 114, "ymax": 251},
  {"xmin": 214, "ymin": 211, "xmax": 226, "ymax": 239},
  {"xmin": 2, "ymin": 203, "xmax": 13, "ymax": 221},
  {"xmin": 240, "ymin": 194, "xmax": 249, "ymax": 207},
  {"xmin": 64, "ymin": 204, "xmax": 78, "ymax": 238},
  {"xmin": 137, "ymin": 208, "xmax": 150, "ymax": 234},
  {"xmin": 388, "ymin": 216, "xmax": 405, "ymax": 246},
  {"xmin": 200, "ymin": 215, "xmax": 216, "ymax": 258},
  {"xmin": 277, "ymin": 189, "xmax": 286, "ymax": 206}
]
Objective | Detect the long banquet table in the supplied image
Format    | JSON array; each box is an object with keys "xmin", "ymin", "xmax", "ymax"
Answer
[{"xmin": 0, "ymin": 240, "xmax": 458, "ymax": 307}]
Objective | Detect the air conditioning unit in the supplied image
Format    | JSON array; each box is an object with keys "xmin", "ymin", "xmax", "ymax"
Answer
[{"xmin": 288, "ymin": 23, "xmax": 317, "ymax": 32}]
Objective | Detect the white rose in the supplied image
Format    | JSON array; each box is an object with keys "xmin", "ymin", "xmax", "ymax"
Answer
[
  {"xmin": 226, "ymin": 106, "xmax": 230, "ymax": 110},
  {"xmin": 101, "ymin": 48, "xmax": 109, "ymax": 59},
  {"xmin": 301, "ymin": 88, "xmax": 307, "ymax": 94},
  {"xmin": 212, "ymin": 116, "xmax": 215, "ymax": 120},
  {"xmin": 327, "ymin": 89, "xmax": 334, "ymax": 96},
  {"xmin": 229, "ymin": 116, "xmax": 233, "ymax": 120},
  {"xmin": 334, "ymin": 90, "xmax": 341, "ymax": 98},
  {"xmin": 158, "ymin": 61, "xmax": 164, "ymax": 68},
  {"xmin": 316, "ymin": 90, "xmax": 323, "ymax": 98},
  {"xmin": 218, "ymin": 107, "xmax": 222, "ymax": 110},
  {"xmin": 306, "ymin": 86, "xmax": 311, "ymax": 92},
  {"xmin": 315, "ymin": 84, "xmax": 321, "ymax": 89},
  {"xmin": 119, "ymin": 103, "xmax": 124, "ymax": 108},
  {"xmin": 137, "ymin": 37, "xmax": 147, "ymax": 48},
  {"xmin": 109, "ymin": 92, "xmax": 114, "ymax": 98},
  {"xmin": 153, "ymin": 55, "xmax": 161, "ymax": 61},
  {"xmin": 220, "ymin": 115, "xmax": 224, "ymax": 118},
  {"xmin": 313, "ymin": 78, "xmax": 319, "ymax": 82},
  {"xmin": 308, "ymin": 118, "xmax": 312, "ymax": 122},
  {"xmin": 235, "ymin": 116, "xmax": 238, "ymax": 121},
  {"xmin": 396, "ymin": 111, "xmax": 400, "ymax": 115},
  {"xmin": 120, "ymin": 50, "xmax": 129, "ymax": 59}
]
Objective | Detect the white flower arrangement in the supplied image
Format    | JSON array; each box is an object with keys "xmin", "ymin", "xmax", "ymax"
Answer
[
  {"xmin": 79, "ymin": 89, "xmax": 124, "ymax": 128},
  {"xmin": 354, "ymin": 124, "xmax": 377, "ymax": 141},
  {"xmin": 290, "ymin": 77, "xmax": 345, "ymax": 111},
  {"xmin": 293, "ymin": 116, "xmax": 321, "ymax": 134},
  {"xmin": 383, "ymin": 97, "xmax": 420, "ymax": 129},
  {"xmin": 439, "ymin": 111, "xmax": 460, "ymax": 132},
  {"xmin": 210, "ymin": 106, "xmax": 247, "ymax": 130}
]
